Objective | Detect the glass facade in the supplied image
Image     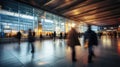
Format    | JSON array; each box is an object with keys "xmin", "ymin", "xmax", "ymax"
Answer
[
  {"xmin": 0, "ymin": 0, "xmax": 70, "ymax": 36},
  {"xmin": 0, "ymin": 0, "xmax": 35, "ymax": 33},
  {"xmin": 0, "ymin": 0, "xmax": 98, "ymax": 37}
]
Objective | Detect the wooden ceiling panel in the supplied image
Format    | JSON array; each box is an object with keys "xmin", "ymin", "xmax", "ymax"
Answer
[
  {"xmin": 54, "ymin": 0, "xmax": 86, "ymax": 12},
  {"xmin": 53, "ymin": 0, "xmax": 76, "ymax": 10},
  {"xmin": 63, "ymin": 0, "xmax": 111, "ymax": 15},
  {"xmin": 66, "ymin": 1, "xmax": 120, "ymax": 18},
  {"xmin": 44, "ymin": 0, "xmax": 64, "ymax": 9},
  {"xmin": 79, "ymin": 8, "xmax": 120, "ymax": 20},
  {"xmin": 60, "ymin": 0, "xmax": 104, "ymax": 14},
  {"xmin": 70, "ymin": 4, "xmax": 120, "ymax": 18},
  {"xmin": 71, "ymin": 13, "xmax": 120, "ymax": 23},
  {"xmin": 16, "ymin": 0, "xmax": 120, "ymax": 26}
]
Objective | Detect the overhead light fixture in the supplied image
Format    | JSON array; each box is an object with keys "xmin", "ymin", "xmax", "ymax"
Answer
[
  {"xmin": 104, "ymin": 27, "xmax": 106, "ymax": 29},
  {"xmin": 119, "ymin": 25, "xmax": 120, "ymax": 27},
  {"xmin": 111, "ymin": 27, "xmax": 113, "ymax": 29},
  {"xmin": 65, "ymin": 0, "xmax": 71, "ymax": 2}
]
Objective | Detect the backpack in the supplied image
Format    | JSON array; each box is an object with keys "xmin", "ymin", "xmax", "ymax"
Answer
[{"xmin": 85, "ymin": 30, "xmax": 98, "ymax": 46}]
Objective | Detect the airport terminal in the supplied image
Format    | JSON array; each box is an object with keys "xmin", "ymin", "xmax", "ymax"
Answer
[{"xmin": 0, "ymin": 0, "xmax": 120, "ymax": 67}]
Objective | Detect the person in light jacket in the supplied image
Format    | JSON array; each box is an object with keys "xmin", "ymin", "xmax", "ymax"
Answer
[{"xmin": 67, "ymin": 27, "xmax": 81, "ymax": 62}]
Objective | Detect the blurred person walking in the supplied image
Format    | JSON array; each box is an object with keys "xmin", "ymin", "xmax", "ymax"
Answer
[
  {"xmin": 53, "ymin": 31, "xmax": 56, "ymax": 40},
  {"xmin": 28, "ymin": 29, "xmax": 35, "ymax": 53},
  {"xmin": 59, "ymin": 32, "xmax": 63, "ymax": 39},
  {"xmin": 67, "ymin": 27, "xmax": 81, "ymax": 62},
  {"xmin": 40, "ymin": 33, "xmax": 43, "ymax": 40},
  {"xmin": 16, "ymin": 31, "xmax": 22, "ymax": 45},
  {"xmin": 84, "ymin": 25, "xmax": 98, "ymax": 63}
]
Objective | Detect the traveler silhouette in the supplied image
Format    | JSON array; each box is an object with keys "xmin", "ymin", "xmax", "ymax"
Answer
[
  {"xmin": 67, "ymin": 27, "xmax": 81, "ymax": 62},
  {"xmin": 59, "ymin": 32, "xmax": 63, "ymax": 39},
  {"xmin": 40, "ymin": 33, "xmax": 43, "ymax": 40},
  {"xmin": 64, "ymin": 33, "xmax": 67, "ymax": 39},
  {"xmin": 53, "ymin": 31, "xmax": 56, "ymax": 40},
  {"xmin": 16, "ymin": 31, "xmax": 22, "ymax": 45},
  {"xmin": 113, "ymin": 31, "xmax": 117, "ymax": 38},
  {"xmin": 84, "ymin": 25, "xmax": 98, "ymax": 63},
  {"xmin": 98, "ymin": 32, "xmax": 102, "ymax": 39},
  {"xmin": 28, "ymin": 29, "xmax": 35, "ymax": 53}
]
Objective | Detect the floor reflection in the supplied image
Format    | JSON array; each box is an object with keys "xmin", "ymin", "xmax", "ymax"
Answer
[
  {"xmin": 27, "ymin": 43, "xmax": 31, "ymax": 54},
  {"xmin": 101, "ymin": 36, "xmax": 112, "ymax": 48},
  {"xmin": 1, "ymin": 36, "xmax": 120, "ymax": 67},
  {"xmin": 14, "ymin": 45, "xmax": 21, "ymax": 55},
  {"xmin": 31, "ymin": 53, "xmax": 34, "ymax": 62},
  {"xmin": 117, "ymin": 38, "xmax": 120, "ymax": 56}
]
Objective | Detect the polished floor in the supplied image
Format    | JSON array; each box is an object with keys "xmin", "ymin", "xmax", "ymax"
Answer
[{"xmin": 0, "ymin": 36, "xmax": 120, "ymax": 67}]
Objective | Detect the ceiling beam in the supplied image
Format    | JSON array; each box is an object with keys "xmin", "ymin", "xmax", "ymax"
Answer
[
  {"xmin": 73, "ymin": 14, "xmax": 120, "ymax": 23},
  {"xmin": 67, "ymin": 3, "xmax": 120, "ymax": 18},
  {"xmin": 53, "ymin": 0, "xmax": 76, "ymax": 10},
  {"xmin": 62, "ymin": 0, "xmax": 111, "ymax": 15},
  {"xmin": 60, "ymin": 0, "xmax": 102, "ymax": 14}
]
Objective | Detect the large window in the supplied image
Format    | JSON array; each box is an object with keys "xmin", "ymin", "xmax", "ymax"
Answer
[{"xmin": 0, "ymin": 0, "xmax": 77, "ymax": 36}]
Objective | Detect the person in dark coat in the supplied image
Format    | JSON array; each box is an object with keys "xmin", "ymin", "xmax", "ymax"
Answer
[
  {"xmin": 64, "ymin": 33, "xmax": 67, "ymax": 39},
  {"xmin": 84, "ymin": 25, "xmax": 98, "ymax": 63},
  {"xmin": 16, "ymin": 31, "xmax": 22, "ymax": 44},
  {"xmin": 113, "ymin": 31, "xmax": 117, "ymax": 38},
  {"xmin": 67, "ymin": 27, "xmax": 81, "ymax": 62},
  {"xmin": 98, "ymin": 32, "xmax": 102, "ymax": 39},
  {"xmin": 28, "ymin": 29, "xmax": 35, "ymax": 53},
  {"xmin": 40, "ymin": 33, "xmax": 43, "ymax": 39},
  {"xmin": 59, "ymin": 32, "xmax": 63, "ymax": 39},
  {"xmin": 53, "ymin": 31, "xmax": 56, "ymax": 40}
]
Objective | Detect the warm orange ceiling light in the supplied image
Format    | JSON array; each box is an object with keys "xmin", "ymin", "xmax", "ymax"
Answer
[
  {"xmin": 73, "ymin": 11, "xmax": 80, "ymax": 15},
  {"xmin": 44, "ymin": 0, "xmax": 55, "ymax": 6},
  {"xmin": 68, "ymin": 9, "xmax": 80, "ymax": 15},
  {"xmin": 65, "ymin": 0, "xmax": 71, "ymax": 2},
  {"xmin": 83, "ymin": 15, "xmax": 96, "ymax": 20}
]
